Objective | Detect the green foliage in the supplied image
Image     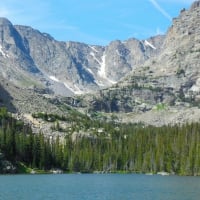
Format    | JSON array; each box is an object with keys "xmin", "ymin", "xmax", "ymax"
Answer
[
  {"xmin": 190, "ymin": 49, "xmax": 200, "ymax": 53},
  {"xmin": 16, "ymin": 162, "xmax": 32, "ymax": 174},
  {"xmin": 0, "ymin": 107, "xmax": 9, "ymax": 120},
  {"xmin": 1, "ymin": 107, "xmax": 200, "ymax": 175},
  {"xmin": 155, "ymin": 103, "xmax": 167, "ymax": 111},
  {"xmin": 32, "ymin": 112, "xmax": 67, "ymax": 122}
]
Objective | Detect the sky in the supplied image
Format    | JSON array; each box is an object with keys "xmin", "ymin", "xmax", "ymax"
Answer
[{"xmin": 0, "ymin": 0, "xmax": 195, "ymax": 45}]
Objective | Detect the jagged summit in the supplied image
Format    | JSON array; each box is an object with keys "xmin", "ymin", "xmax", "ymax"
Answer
[
  {"xmin": 0, "ymin": 17, "xmax": 12, "ymax": 26},
  {"xmin": 1, "ymin": 0, "xmax": 200, "ymax": 127},
  {"xmin": 190, "ymin": 0, "xmax": 200, "ymax": 10},
  {"xmin": 0, "ymin": 16, "xmax": 164, "ymax": 96},
  {"xmin": 67, "ymin": 0, "xmax": 200, "ymax": 126}
]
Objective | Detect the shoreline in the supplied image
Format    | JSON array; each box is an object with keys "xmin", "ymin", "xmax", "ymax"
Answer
[{"xmin": 1, "ymin": 168, "xmax": 198, "ymax": 176}]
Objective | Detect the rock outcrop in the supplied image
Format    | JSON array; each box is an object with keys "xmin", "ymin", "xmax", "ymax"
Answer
[
  {"xmin": 1, "ymin": 1, "xmax": 200, "ymax": 127},
  {"xmin": 0, "ymin": 17, "xmax": 164, "ymax": 96},
  {"xmin": 66, "ymin": 1, "xmax": 200, "ymax": 124}
]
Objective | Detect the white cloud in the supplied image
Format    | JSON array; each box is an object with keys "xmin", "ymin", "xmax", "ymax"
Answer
[{"xmin": 149, "ymin": 0, "xmax": 172, "ymax": 21}]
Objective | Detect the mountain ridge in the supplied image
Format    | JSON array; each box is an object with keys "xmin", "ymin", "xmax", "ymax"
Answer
[
  {"xmin": 0, "ymin": 17, "xmax": 164, "ymax": 96},
  {"xmin": 1, "ymin": 1, "xmax": 200, "ymax": 128},
  {"xmin": 61, "ymin": 0, "xmax": 200, "ymax": 126}
]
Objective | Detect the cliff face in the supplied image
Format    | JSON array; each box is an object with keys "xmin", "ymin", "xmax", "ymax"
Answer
[
  {"xmin": 0, "ymin": 18, "xmax": 41, "ymax": 81},
  {"xmin": 62, "ymin": 1, "xmax": 200, "ymax": 126},
  {"xmin": 0, "ymin": 17, "xmax": 164, "ymax": 96},
  {"xmin": 1, "ymin": 1, "xmax": 200, "ymax": 127}
]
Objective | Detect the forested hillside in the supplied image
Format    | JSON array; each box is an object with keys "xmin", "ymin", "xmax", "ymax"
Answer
[{"xmin": 0, "ymin": 107, "xmax": 200, "ymax": 175}]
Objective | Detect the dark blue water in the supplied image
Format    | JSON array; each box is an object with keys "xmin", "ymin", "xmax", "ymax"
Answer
[{"xmin": 0, "ymin": 174, "xmax": 199, "ymax": 200}]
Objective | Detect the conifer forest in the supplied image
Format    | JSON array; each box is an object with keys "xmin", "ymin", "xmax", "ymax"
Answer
[{"xmin": 0, "ymin": 107, "xmax": 200, "ymax": 175}]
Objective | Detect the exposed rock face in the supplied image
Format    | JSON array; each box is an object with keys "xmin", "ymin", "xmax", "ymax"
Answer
[
  {"xmin": 150, "ymin": 0, "xmax": 200, "ymax": 95},
  {"xmin": 66, "ymin": 1, "xmax": 200, "ymax": 118},
  {"xmin": 103, "ymin": 36, "xmax": 164, "ymax": 82},
  {"xmin": 1, "ymin": 1, "xmax": 200, "ymax": 127},
  {"xmin": 0, "ymin": 17, "xmax": 164, "ymax": 96},
  {"xmin": 0, "ymin": 18, "xmax": 40, "ymax": 75},
  {"xmin": 190, "ymin": 0, "xmax": 200, "ymax": 10}
]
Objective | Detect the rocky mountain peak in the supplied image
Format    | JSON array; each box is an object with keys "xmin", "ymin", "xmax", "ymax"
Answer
[
  {"xmin": 0, "ymin": 17, "xmax": 41, "ymax": 87},
  {"xmin": 0, "ymin": 18, "xmax": 164, "ymax": 96},
  {"xmin": 73, "ymin": 0, "xmax": 200, "ymax": 126},
  {"xmin": 0, "ymin": 1, "xmax": 197, "ymax": 100},
  {"xmin": 190, "ymin": 0, "xmax": 200, "ymax": 10},
  {"xmin": 1, "ymin": 1, "xmax": 200, "ymax": 127},
  {"xmin": 0, "ymin": 17, "xmax": 12, "ymax": 26},
  {"xmin": 146, "ymin": 0, "xmax": 200, "ymax": 79}
]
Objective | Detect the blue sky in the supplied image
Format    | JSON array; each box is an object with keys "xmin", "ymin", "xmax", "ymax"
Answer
[{"xmin": 0, "ymin": 0, "xmax": 195, "ymax": 45}]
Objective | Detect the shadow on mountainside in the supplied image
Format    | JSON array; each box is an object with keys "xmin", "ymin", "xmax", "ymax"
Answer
[{"xmin": 0, "ymin": 83, "xmax": 16, "ymax": 113}]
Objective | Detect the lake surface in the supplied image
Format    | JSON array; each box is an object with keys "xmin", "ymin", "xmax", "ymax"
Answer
[{"xmin": 0, "ymin": 174, "xmax": 199, "ymax": 200}]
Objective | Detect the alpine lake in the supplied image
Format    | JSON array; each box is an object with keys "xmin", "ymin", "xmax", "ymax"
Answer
[{"xmin": 0, "ymin": 173, "xmax": 199, "ymax": 200}]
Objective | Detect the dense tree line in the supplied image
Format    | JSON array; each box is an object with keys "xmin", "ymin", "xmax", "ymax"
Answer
[{"xmin": 0, "ymin": 107, "xmax": 200, "ymax": 175}]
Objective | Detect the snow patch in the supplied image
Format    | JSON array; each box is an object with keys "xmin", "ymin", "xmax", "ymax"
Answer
[
  {"xmin": 63, "ymin": 82, "xmax": 85, "ymax": 95},
  {"xmin": 98, "ymin": 54, "xmax": 106, "ymax": 78},
  {"xmin": 144, "ymin": 40, "xmax": 156, "ymax": 50},
  {"xmin": 74, "ymin": 84, "xmax": 85, "ymax": 95},
  {"xmin": 89, "ymin": 45, "xmax": 99, "ymax": 53},
  {"xmin": 63, "ymin": 82, "xmax": 76, "ymax": 93},
  {"xmin": 98, "ymin": 54, "xmax": 117, "ymax": 84},
  {"xmin": 95, "ymin": 80, "xmax": 105, "ymax": 87},
  {"xmin": 49, "ymin": 76, "xmax": 60, "ymax": 82},
  {"xmin": 90, "ymin": 52, "xmax": 101, "ymax": 65},
  {"xmin": 85, "ymin": 67, "xmax": 94, "ymax": 76},
  {"xmin": 108, "ymin": 79, "xmax": 117, "ymax": 84},
  {"xmin": 49, "ymin": 75, "xmax": 74, "ymax": 92},
  {"xmin": 90, "ymin": 51, "xmax": 117, "ymax": 85},
  {"xmin": 116, "ymin": 49, "xmax": 123, "ymax": 57},
  {"xmin": 0, "ymin": 44, "xmax": 9, "ymax": 58},
  {"xmin": 49, "ymin": 75, "xmax": 85, "ymax": 94}
]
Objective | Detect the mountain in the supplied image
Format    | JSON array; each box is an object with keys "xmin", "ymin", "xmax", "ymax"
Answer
[
  {"xmin": 1, "ymin": 1, "xmax": 200, "ymax": 128},
  {"xmin": 2, "ymin": 1, "xmax": 200, "ymax": 175},
  {"xmin": 63, "ymin": 0, "xmax": 200, "ymax": 126},
  {"xmin": 0, "ymin": 17, "xmax": 164, "ymax": 96}
]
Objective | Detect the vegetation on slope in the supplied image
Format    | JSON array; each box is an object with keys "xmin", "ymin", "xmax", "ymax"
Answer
[{"xmin": 0, "ymin": 107, "xmax": 200, "ymax": 175}]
